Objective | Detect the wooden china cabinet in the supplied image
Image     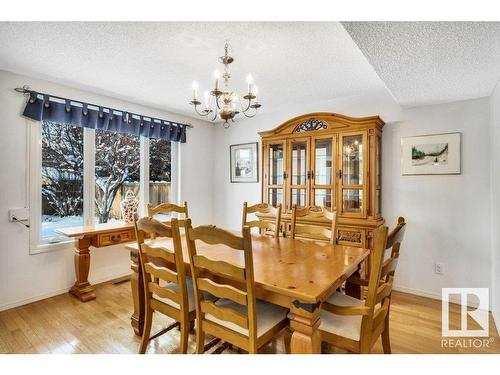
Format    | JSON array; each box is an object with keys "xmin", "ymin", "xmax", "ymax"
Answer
[{"xmin": 258, "ymin": 112, "xmax": 384, "ymax": 249}]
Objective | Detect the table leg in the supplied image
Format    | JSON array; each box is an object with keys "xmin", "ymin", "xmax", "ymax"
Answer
[
  {"xmin": 289, "ymin": 301, "xmax": 321, "ymax": 354},
  {"xmin": 69, "ymin": 237, "xmax": 96, "ymax": 302},
  {"xmin": 130, "ymin": 250, "xmax": 144, "ymax": 336}
]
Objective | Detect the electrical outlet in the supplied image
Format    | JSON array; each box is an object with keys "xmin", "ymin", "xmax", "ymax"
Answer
[{"xmin": 434, "ymin": 262, "xmax": 444, "ymax": 275}]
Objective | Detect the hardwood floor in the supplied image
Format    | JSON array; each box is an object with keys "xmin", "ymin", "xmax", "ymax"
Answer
[{"xmin": 0, "ymin": 280, "xmax": 499, "ymax": 354}]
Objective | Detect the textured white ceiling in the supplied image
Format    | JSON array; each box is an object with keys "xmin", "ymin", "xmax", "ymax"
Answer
[
  {"xmin": 342, "ymin": 21, "xmax": 500, "ymax": 107},
  {"xmin": 0, "ymin": 22, "xmax": 388, "ymax": 119}
]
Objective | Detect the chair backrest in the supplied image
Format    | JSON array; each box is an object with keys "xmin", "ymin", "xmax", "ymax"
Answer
[
  {"xmin": 185, "ymin": 219, "xmax": 258, "ymax": 349},
  {"xmin": 290, "ymin": 205, "xmax": 337, "ymax": 244},
  {"xmin": 359, "ymin": 225, "xmax": 390, "ymax": 344},
  {"xmin": 242, "ymin": 202, "xmax": 282, "ymax": 238},
  {"xmin": 148, "ymin": 201, "xmax": 189, "ymax": 223},
  {"xmin": 381, "ymin": 217, "xmax": 406, "ymax": 283},
  {"xmin": 134, "ymin": 217, "xmax": 189, "ymax": 313}
]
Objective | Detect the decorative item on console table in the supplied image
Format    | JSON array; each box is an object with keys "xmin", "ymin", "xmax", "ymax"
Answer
[
  {"xmin": 257, "ymin": 112, "xmax": 385, "ymax": 283},
  {"xmin": 121, "ymin": 190, "xmax": 139, "ymax": 224}
]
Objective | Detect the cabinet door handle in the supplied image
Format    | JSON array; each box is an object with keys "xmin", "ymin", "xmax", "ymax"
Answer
[{"xmin": 337, "ymin": 170, "xmax": 343, "ymax": 179}]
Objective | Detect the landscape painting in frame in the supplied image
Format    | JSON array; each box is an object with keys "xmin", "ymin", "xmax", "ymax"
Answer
[
  {"xmin": 401, "ymin": 133, "xmax": 461, "ymax": 175},
  {"xmin": 230, "ymin": 142, "xmax": 258, "ymax": 183}
]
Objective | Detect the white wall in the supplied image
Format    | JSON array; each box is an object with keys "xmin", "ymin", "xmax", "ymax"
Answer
[
  {"xmin": 0, "ymin": 70, "xmax": 215, "ymax": 311},
  {"xmin": 213, "ymin": 93, "xmax": 492, "ymax": 302},
  {"xmin": 491, "ymin": 80, "xmax": 500, "ymax": 327},
  {"xmin": 384, "ymin": 98, "xmax": 491, "ymax": 300}
]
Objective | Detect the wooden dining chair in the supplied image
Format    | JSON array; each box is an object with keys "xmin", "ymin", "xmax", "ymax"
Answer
[
  {"xmin": 242, "ymin": 202, "xmax": 282, "ymax": 237},
  {"xmin": 134, "ymin": 217, "xmax": 194, "ymax": 354},
  {"xmin": 318, "ymin": 224, "xmax": 389, "ymax": 354},
  {"xmin": 340, "ymin": 217, "xmax": 406, "ymax": 353},
  {"xmin": 148, "ymin": 201, "xmax": 189, "ymax": 220},
  {"xmin": 147, "ymin": 202, "xmax": 189, "ymax": 241},
  {"xmin": 379, "ymin": 217, "xmax": 406, "ymax": 353},
  {"xmin": 290, "ymin": 205, "xmax": 337, "ymax": 244},
  {"xmin": 185, "ymin": 219, "xmax": 289, "ymax": 354}
]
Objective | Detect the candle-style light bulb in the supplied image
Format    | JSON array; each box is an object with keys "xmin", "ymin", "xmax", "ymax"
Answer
[
  {"xmin": 214, "ymin": 70, "xmax": 221, "ymax": 90},
  {"xmin": 204, "ymin": 91, "xmax": 210, "ymax": 109},
  {"xmin": 246, "ymin": 74, "xmax": 253, "ymax": 94},
  {"xmin": 253, "ymin": 85, "xmax": 259, "ymax": 100},
  {"xmin": 192, "ymin": 81, "xmax": 199, "ymax": 100}
]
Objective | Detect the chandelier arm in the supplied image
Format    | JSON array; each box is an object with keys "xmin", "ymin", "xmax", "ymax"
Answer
[
  {"xmin": 211, "ymin": 107, "xmax": 218, "ymax": 121},
  {"xmin": 242, "ymin": 108, "xmax": 258, "ymax": 118},
  {"xmin": 215, "ymin": 94, "xmax": 223, "ymax": 110},
  {"xmin": 241, "ymin": 98, "xmax": 252, "ymax": 113},
  {"xmin": 193, "ymin": 104, "xmax": 210, "ymax": 117}
]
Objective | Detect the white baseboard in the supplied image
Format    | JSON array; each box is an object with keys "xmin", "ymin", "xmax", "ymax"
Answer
[
  {"xmin": 393, "ymin": 285, "xmax": 444, "ymax": 301},
  {"xmin": 0, "ymin": 286, "xmax": 73, "ymax": 312},
  {"xmin": 394, "ymin": 285, "xmax": 480, "ymax": 308},
  {"xmin": 0, "ymin": 271, "xmax": 132, "ymax": 312}
]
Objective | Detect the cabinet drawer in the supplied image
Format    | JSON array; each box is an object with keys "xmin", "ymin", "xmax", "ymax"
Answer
[
  {"xmin": 95, "ymin": 230, "xmax": 135, "ymax": 247},
  {"xmin": 337, "ymin": 227, "xmax": 365, "ymax": 248}
]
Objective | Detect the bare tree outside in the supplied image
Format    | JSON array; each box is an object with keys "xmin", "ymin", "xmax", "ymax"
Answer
[{"xmin": 95, "ymin": 130, "xmax": 140, "ymax": 223}]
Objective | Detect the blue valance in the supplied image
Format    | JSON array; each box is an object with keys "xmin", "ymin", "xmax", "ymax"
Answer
[{"xmin": 22, "ymin": 91, "xmax": 188, "ymax": 143}]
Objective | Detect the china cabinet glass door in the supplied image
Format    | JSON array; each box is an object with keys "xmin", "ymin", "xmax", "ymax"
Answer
[
  {"xmin": 286, "ymin": 137, "xmax": 310, "ymax": 210},
  {"xmin": 310, "ymin": 135, "xmax": 335, "ymax": 210},
  {"xmin": 264, "ymin": 141, "xmax": 285, "ymax": 207},
  {"xmin": 338, "ymin": 131, "xmax": 367, "ymax": 218}
]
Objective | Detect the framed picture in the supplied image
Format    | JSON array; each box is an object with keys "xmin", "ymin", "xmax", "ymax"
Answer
[
  {"xmin": 401, "ymin": 132, "xmax": 461, "ymax": 175},
  {"xmin": 230, "ymin": 142, "xmax": 259, "ymax": 183}
]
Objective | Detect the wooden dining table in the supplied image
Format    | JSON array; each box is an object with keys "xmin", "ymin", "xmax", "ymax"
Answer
[{"xmin": 126, "ymin": 233, "xmax": 369, "ymax": 354}]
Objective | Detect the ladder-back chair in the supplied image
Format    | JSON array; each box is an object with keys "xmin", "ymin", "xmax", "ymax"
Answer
[
  {"xmin": 342, "ymin": 217, "xmax": 406, "ymax": 353},
  {"xmin": 242, "ymin": 202, "xmax": 282, "ymax": 237},
  {"xmin": 290, "ymin": 205, "xmax": 337, "ymax": 244},
  {"xmin": 185, "ymin": 220, "xmax": 289, "ymax": 354},
  {"xmin": 134, "ymin": 217, "xmax": 193, "ymax": 354},
  {"xmin": 148, "ymin": 201, "xmax": 189, "ymax": 220},
  {"xmin": 319, "ymin": 224, "xmax": 389, "ymax": 353}
]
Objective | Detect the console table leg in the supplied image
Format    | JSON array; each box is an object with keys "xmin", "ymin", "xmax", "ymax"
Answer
[
  {"xmin": 69, "ymin": 237, "xmax": 96, "ymax": 302},
  {"xmin": 130, "ymin": 250, "xmax": 144, "ymax": 336}
]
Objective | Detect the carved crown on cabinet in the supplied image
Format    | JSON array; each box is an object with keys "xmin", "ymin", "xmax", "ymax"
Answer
[
  {"xmin": 293, "ymin": 118, "xmax": 328, "ymax": 133},
  {"xmin": 258, "ymin": 112, "xmax": 384, "ymax": 138}
]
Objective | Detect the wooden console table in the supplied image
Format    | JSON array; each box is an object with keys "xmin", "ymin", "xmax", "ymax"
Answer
[{"xmin": 56, "ymin": 222, "xmax": 139, "ymax": 302}]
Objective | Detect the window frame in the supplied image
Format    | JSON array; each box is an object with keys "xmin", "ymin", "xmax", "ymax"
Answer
[{"xmin": 28, "ymin": 122, "xmax": 179, "ymax": 254}]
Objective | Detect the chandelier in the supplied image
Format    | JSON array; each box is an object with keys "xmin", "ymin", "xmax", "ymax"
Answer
[{"xmin": 189, "ymin": 42, "xmax": 261, "ymax": 128}]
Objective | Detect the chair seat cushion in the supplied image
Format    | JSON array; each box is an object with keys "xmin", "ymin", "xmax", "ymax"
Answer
[
  {"xmin": 205, "ymin": 298, "xmax": 288, "ymax": 337},
  {"xmin": 152, "ymin": 277, "xmax": 197, "ymax": 312},
  {"xmin": 153, "ymin": 277, "xmax": 218, "ymax": 312},
  {"xmin": 320, "ymin": 292, "xmax": 364, "ymax": 341}
]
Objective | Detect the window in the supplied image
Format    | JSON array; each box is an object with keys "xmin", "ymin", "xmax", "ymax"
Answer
[
  {"xmin": 149, "ymin": 138, "xmax": 172, "ymax": 221},
  {"xmin": 41, "ymin": 122, "xmax": 84, "ymax": 241},
  {"xmin": 29, "ymin": 121, "xmax": 178, "ymax": 253}
]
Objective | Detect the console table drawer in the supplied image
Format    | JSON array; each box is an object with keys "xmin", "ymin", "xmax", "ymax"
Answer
[{"xmin": 95, "ymin": 230, "xmax": 135, "ymax": 247}]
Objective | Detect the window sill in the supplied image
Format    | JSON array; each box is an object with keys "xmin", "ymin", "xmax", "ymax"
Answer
[{"xmin": 30, "ymin": 240, "xmax": 74, "ymax": 255}]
